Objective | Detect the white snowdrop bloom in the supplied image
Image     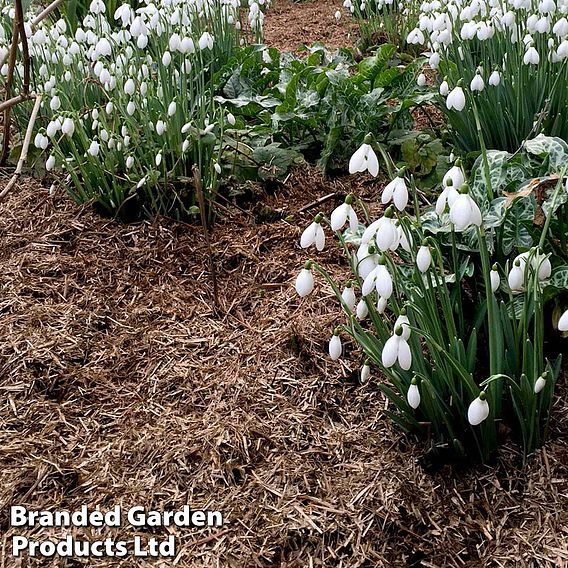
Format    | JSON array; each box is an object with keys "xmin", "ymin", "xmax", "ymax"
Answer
[
  {"xmin": 553, "ymin": 17, "xmax": 568, "ymax": 37},
  {"xmin": 508, "ymin": 260, "xmax": 524, "ymax": 292},
  {"xmin": 443, "ymin": 165, "xmax": 465, "ymax": 190},
  {"xmin": 137, "ymin": 34, "xmax": 148, "ymax": 50},
  {"xmin": 130, "ymin": 16, "xmax": 147, "ymax": 37},
  {"xmin": 127, "ymin": 101, "xmax": 136, "ymax": 115},
  {"xmin": 515, "ymin": 251, "xmax": 551, "ymax": 281},
  {"xmin": 87, "ymin": 140, "xmax": 100, "ymax": 156},
  {"xmin": 46, "ymin": 121, "xmax": 58, "ymax": 138},
  {"xmin": 361, "ymin": 363, "xmax": 370, "ymax": 382},
  {"xmin": 100, "ymin": 129, "xmax": 109, "ymax": 142},
  {"xmin": 167, "ymin": 101, "xmax": 177, "ymax": 117},
  {"xmin": 490, "ymin": 267, "xmax": 500, "ymax": 292},
  {"xmin": 398, "ymin": 224, "xmax": 412, "ymax": 253},
  {"xmin": 136, "ymin": 177, "xmax": 147, "ymax": 189},
  {"xmin": 169, "ymin": 33, "xmax": 181, "ymax": 51},
  {"xmin": 534, "ymin": 376, "xmax": 546, "ymax": 393},
  {"xmin": 382, "ymin": 331, "xmax": 412, "ymax": 370},
  {"xmin": 382, "ymin": 177, "xmax": 408, "ymax": 211},
  {"xmin": 199, "ymin": 32, "xmax": 214, "ymax": 50},
  {"xmin": 329, "ymin": 334, "xmax": 342, "ymax": 360},
  {"xmin": 335, "ymin": 10, "xmax": 342, "ymax": 20},
  {"xmin": 114, "ymin": 4, "xmax": 133, "ymax": 26},
  {"xmin": 126, "ymin": 156, "xmax": 134, "ymax": 169},
  {"xmin": 123, "ymin": 135, "xmax": 130, "ymax": 147},
  {"xmin": 105, "ymin": 101, "xmax": 114, "ymax": 114},
  {"xmin": 140, "ymin": 82, "xmax": 148, "ymax": 96},
  {"xmin": 449, "ymin": 192, "xmax": 482, "ymax": 231},
  {"xmin": 558, "ymin": 309, "xmax": 568, "ymax": 331},
  {"xmin": 407, "ymin": 27, "xmax": 425, "ymax": 44},
  {"xmin": 330, "ymin": 199, "xmax": 358, "ymax": 232},
  {"xmin": 227, "ymin": 113, "xmax": 236, "ymax": 126},
  {"xmin": 470, "ymin": 73, "xmax": 485, "ymax": 91},
  {"xmin": 155, "ymin": 153, "xmax": 162, "ymax": 166},
  {"xmin": 89, "ymin": 0, "xmax": 105, "ymax": 14},
  {"xmin": 356, "ymin": 299, "xmax": 369, "ymax": 320},
  {"xmin": 489, "ymin": 70, "xmax": 501, "ymax": 86},
  {"xmin": 162, "ymin": 51, "xmax": 172, "ymax": 66},
  {"xmin": 446, "ymin": 86, "xmax": 466, "ymax": 111},
  {"xmin": 407, "ymin": 382, "xmax": 421, "ymax": 409},
  {"xmin": 300, "ymin": 219, "xmax": 325, "ymax": 251},
  {"xmin": 349, "ymin": 142, "xmax": 379, "ymax": 177},
  {"xmin": 356, "ymin": 243, "xmax": 378, "ymax": 279},
  {"xmin": 439, "ymin": 79, "xmax": 449, "ymax": 95},
  {"xmin": 524, "ymin": 46, "xmax": 540, "ymax": 65},
  {"xmin": 417, "ymin": 72, "xmax": 427, "ymax": 86},
  {"xmin": 61, "ymin": 117, "xmax": 75, "ymax": 136},
  {"xmin": 429, "ymin": 52, "xmax": 440, "ymax": 68},
  {"xmin": 124, "ymin": 78, "xmax": 135, "ymax": 95},
  {"xmin": 395, "ymin": 314, "xmax": 411, "ymax": 340},
  {"xmin": 362, "ymin": 264, "xmax": 393, "ymax": 299},
  {"xmin": 295, "ymin": 267, "xmax": 314, "ymax": 297},
  {"xmin": 416, "ymin": 245, "xmax": 432, "ymax": 273},
  {"xmin": 156, "ymin": 120, "xmax": 166, "ymax": 135},
  {"xmin": 468, "ymin": 393, "xmax": 490, "ymax": 425},
  {"xmin": 341, "ymin": 284, "xmax": 357, "ymax": 312},
  {"xmin": 46, "ymin": 155, "xmax": 56, "ymax": 171},
  {"xmin": 99, "ymin": 68, "xmax": 112, "ymax": 87},
  {"xmin": 95, "ymin": 37, "xmax": 112, "ymax": 57},
  {"xmin": 557, "ymin": 40, "xmax": 568, "ymax": 59},
  {"xmin": 180, "ymin": 37, "xmax": 195, "ymax": 54},
  {"xmin": 50, "ymin": 95, "xmax": 61, "ymax": 111},
  {"xmin": 214, "ymin": 162, "xmax": 222, "ymax": 174},
  {"xmin": 182, "ymin": 139, "xmax": 190, "ymax": 153},
  {"xmin": 436, "ymin": 184, "xmax": 460, "ymax": 215}
]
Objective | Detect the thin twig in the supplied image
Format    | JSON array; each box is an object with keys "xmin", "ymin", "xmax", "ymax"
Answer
[
  {"xmin": 32, "ymin": 0, "xmax": 65, "ymax": 28},
  {"xmin": 193, "ymin": 166, "xmax": 220, "ymax": 311},
  {"xmin": 0, "ymin": 93, "xmax": 33, "ymax": 113},
  {"xmin": 0, "ymin": 94, "xmax": 42, "ymax": 201},
  {"xmin": 298, "ymin": 192, "xmax": 338, "ymax": 214},
  {"xmin": 15, "ymin": 0, "xmax": 30, "ymax": 95}
]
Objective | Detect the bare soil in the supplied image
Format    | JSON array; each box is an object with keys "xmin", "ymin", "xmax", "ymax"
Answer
[{"xmin": 1, "ymin": 169, "xmax": 567, "ymax": 567}]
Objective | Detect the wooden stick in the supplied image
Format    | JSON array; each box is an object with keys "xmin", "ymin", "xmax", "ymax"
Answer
[
  {"xmin": 32, "ymin": 0, "xmax": 65, "ymax": 28},
  {"xmin": 0, "ymin": 94, "xmax": 42, "ymax": 201},
  {"xmin": 0, "ymin": 93, "xmax": 33, "ymax": 113},
  {"xmin": 193, "ymin": 166, "xmax": 220, "ymax": 311},
  {"xmin": 15, "ymin": 0, "xmax": 30, "ymax": 95}
]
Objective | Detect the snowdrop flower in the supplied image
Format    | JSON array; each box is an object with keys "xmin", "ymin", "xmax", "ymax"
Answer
[
  {"xmin": 470, "ymin": 72, "xmax": 484, "ymax": 92},
  {"xmin": 443, "ymin": 164, "xmax": 465, "ymax": 190},
  {"xmin": 329, "ymin": 332, "xmax": 342, "ymax": 360},
  {"xmin": 214, "ymin": 162, "xmax": 222, "ymax": 175},
  {"xmin": 362, "ymin": 211, "xmax": 398, "ymax": 251},
  {"xmin": 155, "ymin": 153, "xmax": 162, "ymax": 166},
  {"xmin": 436, "ymin": 182, "xmax": 459, "ymax": 215},
  {"xmin": 156, "ymin": 120, "xmax": 166, "ymax": 135},
  {"xmin": 61, "ymin": 117, "xmax": 75, "ymax": 137},
  {"xmin": 382, "ymin": 175, "xmax": 408, "ymax": 211},
  {"xmin": 356, "ymin": 243, "xmax": 378, "ymax": 279},
  {"xmin": 407, "ymin": 28, "xmax": 425, "ymax": 44},
  {"xmin": 446, "ymin": 86, "xmax": 466, "ymax": 111},
  {"xmin": 559, "ymin": 308, "xmax": 568, "ymax": 331},
  {"xmin": 489, "ymin": 70, "xmax": 501, "ymax": 86},
  {"xmin": 356, "ymin": 299, "xmax": 369, "ymax": 320},
  {"xmin": 126, "ymin": 101, "xmax": 135, "ymax": 115},
  {"xmin": 382, "ymin": 326, "xmax": 412, "ymax": 370},
  {"xmin": 467, "ymin": 392, "xmax": 490, "ymax": 425},
  {"xmin": 198, "ymin": 32, "xmax": 214, "ymax": 50},
  {"xmin": 416, "ymin": 244, "xmax": 432, "ymax": 273},
  {"xmin": 395, "ymin": 311, "xmax": 411, "ymax": 340},
  {"xmin": 87, "ymin": 140, "xmax": 100, "ymax": 156},
  {"xmin": 162, "ymin": 51, "xmax": 172, "ymax": 66},
  {"xmin": 417, "ymin": 72, "xmax": 427, "ymax": 86},
  {"xmin": 490, "ymin": 265, "xmax": 500, "ymax": 292},
  {"xmin": 377, "ymin": 296, "xmax": 388, "ymax": 314},
  {"xmin": 331, "ymin": 195, "xmax": 359, "ymax": 232},
  {"xmin": 126, "ymin": 156, "xmax": 134, "ymax": 169},
  {"xmin": 407, "ymin": 378, "xmax": 420, "ymax": 409},
  {"xmin": 124, "ymin": 78, "xmax": 135, "ymax": 95},
  {"xmin": 449, "ymin": 188, "xmax": 482, "ymax": 231},
  {"xmin": 295, "ymin": 262, "xmax": 314, "ymax": 297},
  {"xmin": 227, "ymin": 113, "xmax": 236, "ymax": 126},
  {"xmin": 50, "ymin": 95, "xmax": 61, "ymax": 111},
  {"xmin": 335, "ymin": 10, "xmax": 342, "ymax": 20},
  {"xmin": 45, "ymin": 155, "xmax": 55, "ymax": 171},
  {"xmin": 300, "ymin": 215, "xmax": 325, "ymax": 251},
  {"xmin": 361, "ymin": 361, "xmax": 370, "ymax": 382},
  {"xmin": 362, "ymin": 261, "xmax": 393, "ymax": 299},
  {"xmin": 508, "ymin": 259, "xmax": 524, "ymax": 292},
  {"xmin": 534, "ymin": 373, "xmax": 547, "ymax": 394},
  {"xmin": 524, "ymin": 46, "xmax": 540, "ymax": 65},
  {"xmin": 105, "ymin": 101, "xmax": 114, "ymax": 114},
  {"xmin": 349, "ymin": 138, "xmax": 379, "ymax": 177},
  {"xmin": 341, "ymin": 282, "xmax": 357, "ymax": 312},
  {"xmin": 168, "ymin": 101, "xmax": 177, "ymax": 117},
  {"xmin": 439, "ymin": 79, "xmax": 449, "ymax": 96}
]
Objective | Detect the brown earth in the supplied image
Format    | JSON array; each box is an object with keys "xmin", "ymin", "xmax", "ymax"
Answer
[{"xmin": 0, "ymin": 169, "xmax": 567, "ymax": 567}]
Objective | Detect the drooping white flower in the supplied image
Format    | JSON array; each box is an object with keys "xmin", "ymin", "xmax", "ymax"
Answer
[
  {"xmin": 349, "ymin": 141, "xmax": 379, "ymax": 177},
  {"xmin": 446, "ymin": 86, "xmax": 466, "ymax": 111},
  {"xmin": 331, "ymin": 198, "xmax": 358, "ymax": 232},
  {"xmin": 329, "ymin": 334, "xmax": 342, "ymax": 360},
  {"xmin": 534, "ymin": 375, "xmax": 546, "ymax": 394},
  {"xmin": 439, "ymin": 79, "xmax": 449, "ymax": 95},
  {"xmin": 395, "ymin": 313, "xmax": 411, "ymax": 340},
  {"xmin": 341, "ymin": 283, "xmax": 357, "ymax": 312},
  {"xmin": 376, "ymin": 296, "xmax": 388, "ymax": 314},
  {"xmin": 523, "ymin": 46, "xmax": 540, "ymax": 65},
  {"xmin": 168, "ymin": 101, "xmax": 177, "ymax": 117},
  {"xmin": 124, "ymin": 78, "xmax": 135, "ymax": 95},
  {"xmin": 295, "ymin": 266, "xmax": 314, "ymax": 297},
  {"xmin": 417, "ymin": 73, "xmax": 427, "ymax": 87},
  {"xmin": 356, "ymin": 242, "xmax": 378, "ymax": 279},
  {"xmin": 50, "ymin": 95, "xmax": 61, "ymax": 111},
  {"xmin": 470, "ymin": 73, "xmax": 484, "ymax": 92},
  {"xmin": 468, "ymin": 392, "xmax": 490, "ymax": 425},
  {"xmin": 416, "ymin": 245, "xmax": 432, "ymax": 273},
  {"xmin": 361, "ymin": 362, "xmax": 370, "ymax": 382},
  {"xmin": 198, "ymin": 32, "xmax": 214, "ymax": 50},
  {"xmin": 45, "ymin": 155, "xmax": 55, "ymax": 171},
  {"xmin": 227, "ymin": 113, "xmax": 236, "ymax": 126},
  {"xmin": 61, "ymin": 117, "xmax": 75, "ymax": 137},
  {"xmin": 382, "ymin": 176, "xmax": 408, "ymax": 211},
  {"xmin": 407, "ymin": 28, "xmax": 425, "ymax": 44},
  {"xmin": 559, "ymin": 308, "xmax": 568, "ymax": 331},
  {"xmin": 508, "ymin": 260, "xmax": 524, "ymax": 292},
  {"xmin": 490, "ymin": 267, "xmax": 500, "ymax": 292},
  {"xmin": 126, "ymin": 101, "xmax": 135, "ymax": 115},
  {"xmin": 356, "ymin": 299, "xmax": 369, "ymax": 320},
  {"xmin": 300, "ymin": 218, "xmax": 325, "ymax": 251},
  {"xmin": 382, "ymin": 329, "xmax": 412, "ymax": 370},
  {"xmin": 126, "ymin": 156, "xmax": 134, "ymax": 169},
  {"xmin": 442, "ymin": 165, "xmax": 465, "ymax": 190},
  {"xmin": 436, "ymin": 183, "xmax": 459, "ymax": 215},
  {"xmin": 362, "ymin": 263, "xmax": 393, "ymax": 299},
  {"xmin": 87, "ymin": 140, "xmax": 100, "ymax": 156},
  {"xmin": 449, "ymin": 191, "xmax": 482, "ymax": 231},
  {"xmin": 407, "ymin": 381, "xmax": 420, "ymax": 409},
  {"xmin": 489, "ymin": 70, "xmax": 501, "ymax": 86},
  {"xmin": 362, "ymin": 215, "xmax": 398, "ymax": 251}
]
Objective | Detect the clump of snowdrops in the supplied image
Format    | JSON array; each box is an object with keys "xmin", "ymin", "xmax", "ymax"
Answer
[
  {"xmin": 0, "ymin": 0, "xmax": 269, "ymax": 218},
  {"xmin": 296, "ymin": 137, "xmax": 567, "ymax": 462},
  {"xmin": 407, "ymin": 0, "xmax": 568, "ymax": 152}
]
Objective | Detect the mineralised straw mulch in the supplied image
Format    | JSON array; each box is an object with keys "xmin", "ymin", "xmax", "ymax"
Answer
[{"xmin": 0, "ymin": 170, "xmax": 567, "ymax": 567}]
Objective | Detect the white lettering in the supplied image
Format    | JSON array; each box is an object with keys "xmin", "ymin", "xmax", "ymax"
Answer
[{"xmin": 12, "ymin": 536, "xmax": 28, "ymax": 556}]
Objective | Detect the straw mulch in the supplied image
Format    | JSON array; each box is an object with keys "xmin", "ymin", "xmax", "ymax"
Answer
[{"xmin": 0, "ymin": 170, "xmax": 567, "ymax": 567}]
